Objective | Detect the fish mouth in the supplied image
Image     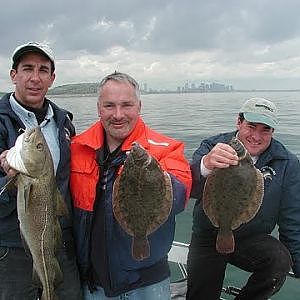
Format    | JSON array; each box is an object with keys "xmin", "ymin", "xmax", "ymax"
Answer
[
  {"xmin": 132, "ymin": 142, "xmax": 142, "ymax": 148},
  {"xmin": 131, "ymin": 142, "xmax": 144, "ymax": 155},
  {"xmin": 130, "ymin": 142, "xmax": 151, "ymax": 165},
  {"xmin": 230, "ymin": 138, "xmax": 248, "ymax": 160},
  {"xmin": 24, "ymin": 127, "xmax": 40, "ymax": 142}
]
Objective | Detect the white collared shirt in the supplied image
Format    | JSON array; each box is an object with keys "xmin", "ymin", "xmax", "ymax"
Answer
[{"xmin": 9, "ymin": 94, "xmax": 60, "ymax": 173}]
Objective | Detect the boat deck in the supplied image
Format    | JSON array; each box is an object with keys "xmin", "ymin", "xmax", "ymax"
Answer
[{"xmin": 169, "ymin": 241, "xmax": 295, "ymax": 300}]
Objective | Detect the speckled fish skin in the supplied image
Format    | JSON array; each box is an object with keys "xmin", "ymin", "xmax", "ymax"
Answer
[
  {"xmin": 113, "ymin": 143, "xmax": 173, "ymax": 261},
  {"xmin": 203, "ymin": 138, "xmax": 264, "ymax": 254},
  {"xmin": 6, "ymin": 127, "xmax": 67, "ymax": 300}
]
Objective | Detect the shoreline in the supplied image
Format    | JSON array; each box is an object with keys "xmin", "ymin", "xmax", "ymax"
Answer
[{"xmin": 47, "ymin": 89, "xmax": 300, "ymax": 97}]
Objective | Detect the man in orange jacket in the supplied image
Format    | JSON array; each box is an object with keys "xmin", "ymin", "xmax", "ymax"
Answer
[{"xmin": 70, "ymin": 71, "xmax": 192, "ymax": 299}]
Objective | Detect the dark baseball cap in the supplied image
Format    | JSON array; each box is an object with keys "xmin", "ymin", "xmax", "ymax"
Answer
[{"xmin": 12, "ymin": 42, "xmax": 55, "ymax": 71}]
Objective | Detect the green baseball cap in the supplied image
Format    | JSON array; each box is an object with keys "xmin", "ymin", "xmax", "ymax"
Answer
[{"xmin": 240, "ymin": 97, "xmax": 278, "ymax": 129}]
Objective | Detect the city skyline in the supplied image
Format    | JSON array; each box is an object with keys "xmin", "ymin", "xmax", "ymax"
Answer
[{"xmin": 141, "ymin": 80, "xmax": 234, "ymax": 93}]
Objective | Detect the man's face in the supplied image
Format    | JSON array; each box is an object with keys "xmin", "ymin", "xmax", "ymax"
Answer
[
  {"xmin": 98, "ymin": 80, "xmax": 141, "ymax": 147},
  {"xmin": 236, "ymin": 118, "xmax": 274, "ymax": 156},
  {"xmin": 10, "ymin": 52, "xmax": 55, "ymax": 109}
]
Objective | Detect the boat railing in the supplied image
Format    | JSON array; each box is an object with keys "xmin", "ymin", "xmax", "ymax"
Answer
[{"xmin": 169, "ymin": 241, "xmax": 295, "ymax": 299}]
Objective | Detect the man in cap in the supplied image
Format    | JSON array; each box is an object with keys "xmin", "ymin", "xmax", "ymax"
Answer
[
  {"xmin": 187, "ymin": 98, "xmax": 300, "ymax": 300},
  {"xmin": 0, "ymin": 42, "xmax": 82, "ymax": 299}
]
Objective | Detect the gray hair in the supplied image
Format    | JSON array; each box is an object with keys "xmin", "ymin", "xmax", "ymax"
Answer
[{"xmin": 98, "ymin": 71, "xmax": 140, "ymax": 101}]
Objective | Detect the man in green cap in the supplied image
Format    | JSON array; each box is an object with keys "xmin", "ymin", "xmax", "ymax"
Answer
[{"xmin": 187, "ymin": 97, "xmax": 300, "ymax": 300}]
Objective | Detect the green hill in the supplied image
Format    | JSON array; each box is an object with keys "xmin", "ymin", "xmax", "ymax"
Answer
[
  {"xmin": 0, "ymin": 83, "xmax": 98, "ymax": 97},
  {"xmin": 48, "ymin": 83, "xmax": 98, "ymax": 95}
]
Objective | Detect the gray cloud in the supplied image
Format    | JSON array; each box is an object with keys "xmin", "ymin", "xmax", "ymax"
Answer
[{"xmin": 1, "ymin": 0, "xmax": 300, "ymax": 90}]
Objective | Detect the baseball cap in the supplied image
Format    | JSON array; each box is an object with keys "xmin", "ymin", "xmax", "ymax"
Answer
[
  {"xmin": 12, "ymin": 42, "xmax": 55, "ymax": 71},
  {"xmin": 239, "ymin": 97, "xmax": 278, "ymax": 129}
]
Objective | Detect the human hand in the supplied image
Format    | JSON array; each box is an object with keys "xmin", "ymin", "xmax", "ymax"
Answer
[
  {"xmin": 203, "ymin": 142, "xmax": 239, "ymax": 170},
  {"xmin": 0, "ymin": 150, "xmax": 18, "ymax": 178}
]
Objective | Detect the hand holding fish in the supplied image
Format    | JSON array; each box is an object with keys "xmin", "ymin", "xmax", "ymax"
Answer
[
  {"xmin": 0, "ymin": 150, "xmax": 18, "ymax": 178},
  {"xmin": 203, "ymin": 142, "xmax": 239, "ymax": 170},
  {"xmin": 5, "ymin": 127, "xmax": 67, "ymax": 300}
]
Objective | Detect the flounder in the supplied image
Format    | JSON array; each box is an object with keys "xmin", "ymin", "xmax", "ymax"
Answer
[
  {"xmin": 113, "ymin": 143, "xmax": 173, "ymax": 261},
  {"xmin": 203, "ymin": 138, "xmax": 264, "ymax": 254}
]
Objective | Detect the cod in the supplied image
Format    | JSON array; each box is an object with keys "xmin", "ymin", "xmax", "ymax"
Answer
[{"xmin": 6, "ymin": 127, "xmax": 67, "ymax": 300}]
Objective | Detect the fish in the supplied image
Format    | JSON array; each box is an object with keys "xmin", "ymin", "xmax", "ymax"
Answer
[
  {"xmin": 112, "ymin": 143, "xmax": 173, "ymax": 261},
  {"xmin": 6, "ymin": 127, "xmax": 68, "ymax": 300},
  {"xmin": 203, "ymin": 137, "xmax": 264, "ymax": 254}
]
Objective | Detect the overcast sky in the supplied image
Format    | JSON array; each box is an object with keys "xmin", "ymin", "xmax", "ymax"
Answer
[{"xmin": 1, "ymin": 0, "xmax": 300, "ymax": 91}]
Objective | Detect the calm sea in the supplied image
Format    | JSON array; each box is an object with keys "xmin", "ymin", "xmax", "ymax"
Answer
[{"xmin": 53, "ymin": 91, "xmax": 300, "ymax": 300}]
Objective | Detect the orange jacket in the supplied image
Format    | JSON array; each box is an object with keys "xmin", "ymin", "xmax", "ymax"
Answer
[{"xmin": 70, "ymin": 117, "xmax": 192, "ymax": 212}]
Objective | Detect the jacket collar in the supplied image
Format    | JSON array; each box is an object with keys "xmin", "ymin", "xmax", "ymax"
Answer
[
  {"xmin": 0, "ymin": 92, "xmax": 72, "ymax": 129},
  {"xmin": 256, "ymin": 138, "xmax": 289, "ymax": 168},
  {"xmin": 72, "ymin": 116, "xmax": 150, "ymax": 151},
  {"xmin": 120, "ymin": 117, "xmax": 150, "ymax": 151}
]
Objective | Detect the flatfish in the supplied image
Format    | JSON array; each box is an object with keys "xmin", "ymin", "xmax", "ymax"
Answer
[
  {"xmin": 113, "ymin": 143, "xmax": 173, "ymax": 261},
  {"xmin": 203, "ymin": 138, "xmax": 264, "ymax": 254}
]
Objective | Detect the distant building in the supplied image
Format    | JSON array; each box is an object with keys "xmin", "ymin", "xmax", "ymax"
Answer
[
  {"xmin": 139, "ymin": 80, "xmax": 234, "ymax": 95},
  {"xmin": 179, "ymin": 81, "xmax": 234, "ymax": 93},
  {"xmin": 143, "ymin": 82, "xmax": 148, "ymax": 93}
]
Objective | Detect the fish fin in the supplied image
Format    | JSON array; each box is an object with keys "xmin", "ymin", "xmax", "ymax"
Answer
[
  {"xmin": 53, "ymin": 258, "xmax": 64, "ymax": 287},
  {"xmin": 132, "ymin": 237, "xmax": 150, "ymax": 261},
  {"xmin": 32, "ymin": 264, "xmax": 42, "ymax": 287},
  {"xmin": 55, "ymin": 190, "xmax": 68, "ymax": 217},
  {"xmin": 41, "ymin": 292, "xmax": 59, "ymax": 300},
  {"xmin": 163, "ymin": 171, "xmax": 173, "ymax": 208},
  {"xmin": 20, "ymin": 231, "xmax": 32, "ymax": 258},
  {"xmin": 216, "ymin": 230, "xmax": 235, "ymax": 254},
  {"xmin": 202, "ymin": 174, "xmax": 219, "ymax": 227},
  {"xmin": 23, "ymin": 181, "xmax": 34, "ymax": 213},
  {"xmin": 52, "ymin": 219, "xmax": 63, "ymax": 252},
  {"xmin": 253, "ymin": 168, "xmax": 264, "ymax": 207}
]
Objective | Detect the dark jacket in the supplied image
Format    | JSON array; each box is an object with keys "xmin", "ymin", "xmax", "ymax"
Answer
[
  {"xmin": 70, "ymin": 118, "xmax": 192, "ymax": 296},
  {"xmin": 0, "ymin": 93, "xmax": 76, "ymax": 247},
  {"xmin": 191, "ymin": 131, "xmax": 300, "ymax": 277}
]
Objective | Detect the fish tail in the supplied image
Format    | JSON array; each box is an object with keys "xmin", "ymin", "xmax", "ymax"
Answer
[
  {"xmin": 39, "ymin": 257, "xmax": 63, "ymax": 300},
  {"xmin": 40, "ymin": 278, "xmax": 57, "ymax": 300},
  {"xmin": 216, "ymin": 231, "xmax": 235, "ymax": 254},
  {"xmin": 41, "ymin": 289, "xmax": 59, "ymax": 300},
  {"xmin": 132, "ymin": 237, "xmax": 150, "ymax": 261}
]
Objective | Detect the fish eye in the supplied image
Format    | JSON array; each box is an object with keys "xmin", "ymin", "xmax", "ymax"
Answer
[{"xmin": 36, "ymin": 143, "xmax": 44, "ymax": 150}]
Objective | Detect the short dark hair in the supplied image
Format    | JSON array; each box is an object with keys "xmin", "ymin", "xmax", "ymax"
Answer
[
  {"xmin": 12, "ymin": 54, "xmax": 55, "ymax": 74},
  {"xmin": 238, "ymin": 113, "xmax": 245, "ymax": 121},
  {"xmin": 239, "ymin": 112, "xmax": 274, "ymax": 131}
]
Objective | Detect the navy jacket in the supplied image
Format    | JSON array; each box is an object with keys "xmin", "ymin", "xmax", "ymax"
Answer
[
  {"xmin": 191, "ymin": 131, "xmax": 300, "ymax": 277},
  {"xmin": 0, "ymin": 93, "xmax": 76, "ymax": 247}
]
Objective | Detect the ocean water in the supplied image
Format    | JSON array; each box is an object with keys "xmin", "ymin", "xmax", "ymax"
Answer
[{"xmin": 52, "ymin": 91, "xmax": 300, "ymax": 299}]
